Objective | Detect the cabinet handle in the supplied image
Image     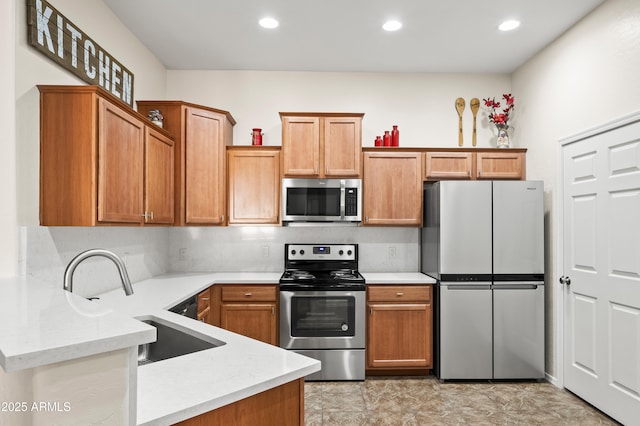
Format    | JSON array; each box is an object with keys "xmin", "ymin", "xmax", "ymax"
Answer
[
  {"xmin": 478, "ymin": 170, "xmax": 482, "ymax": 177},
  {"xmin": 201, "ymin": 297, "xmax": 209, "ymax": 301},
  {"xmin": 271, "ymin": 306, "xmax": 275, "ymax": 315},
  {"xmin": 365, "ymin": 216, "xmax": 369, "ymax": 223},
  {"xmin": 468, "ymin": 170, "xmax": 471, "ymax": 177},
  {"xmin": 396, "ymin": 292, "xmax": 404, "ymax": 296},
  {"xmin": 244, "ymin": 292, "xmax": 252, "ymax": 297}
]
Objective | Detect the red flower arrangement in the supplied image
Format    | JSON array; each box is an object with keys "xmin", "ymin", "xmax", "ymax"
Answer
[{"xmin": 483, "ymin": 94, "xmax": 515, "ymax": 126}]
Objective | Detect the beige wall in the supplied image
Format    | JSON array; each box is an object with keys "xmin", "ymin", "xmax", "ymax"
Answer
[
  {"xmin": 512, "ymin": 0, "xmax": 640, "ymax": 381},
  {"xmin": 167, "ymin": 71, "xmax": 512, "ymax": 149},
  {"xmin": 1, "ymin": 0, "xmax": 17, "ymax": 278}
]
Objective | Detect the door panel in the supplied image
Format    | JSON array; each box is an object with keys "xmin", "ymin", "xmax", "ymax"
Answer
[
  {"xmin": 562, "ymin": 117, "xmax": 640, "ymax": 425},
  {"xmin": 97, "ymin": 99, "xmax": 144, "ymax": 223},
  {"xmin": 439, "ymin": 181, "xmax": 492, "ymax": 274},
  {"xmin": 492, "ymin": 181, "xmax": 544, "ymax": 274},
  {"xmin": 439, "ymin": 283, "xmax": 492, "ymax": 379},
  {"xmin": 493, "ymin": 284, "xmax": 545, "ymax": 379},
  {"xmin": 185, "ymin": 107, "xmax": 224, "ymax": 224}
]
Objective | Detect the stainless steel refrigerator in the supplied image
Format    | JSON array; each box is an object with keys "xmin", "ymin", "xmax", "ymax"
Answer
[{"xmin": 421, "ymin": 180, "xmax": 545, "ymax": 380}]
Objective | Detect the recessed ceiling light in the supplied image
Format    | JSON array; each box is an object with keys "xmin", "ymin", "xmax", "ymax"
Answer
[
  {"xmin": 259, "ymin": 17, "xmax": 279, "ymax": 29},
  {"xmin": 498, "ymin": 19, "xmax": 520, "ymax": 32},
  {"xmin": 382, "ymin": 20, "xmax": 402, "ymax": 32}
]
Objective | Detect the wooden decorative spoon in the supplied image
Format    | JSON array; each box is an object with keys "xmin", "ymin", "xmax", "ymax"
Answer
[
  {"xmin": 455, "ymin": 98, "xmax": 465, "ymax": 146},
  {"xmin": 470, "ymin": 98, "xmax": 480, "ymax": 147}
]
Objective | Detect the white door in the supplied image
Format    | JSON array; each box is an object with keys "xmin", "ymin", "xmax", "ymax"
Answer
[{"xmin": 562, "ymin": 115, "xmax": 640, "ymax": 426}]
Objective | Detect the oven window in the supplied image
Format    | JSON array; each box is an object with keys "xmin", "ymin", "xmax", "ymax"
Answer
[
  {"xmin": 286, "ymin": 188, "xmax": 341, "ymax": 217},
  {"xmin": 290, "ymin": 295, "xmax": 355, "ymax": 337}
]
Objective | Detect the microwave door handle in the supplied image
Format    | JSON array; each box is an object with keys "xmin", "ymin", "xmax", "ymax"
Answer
[{"xmin": 340, "ymin": 180, "xmax": 346, "ymax": 219}]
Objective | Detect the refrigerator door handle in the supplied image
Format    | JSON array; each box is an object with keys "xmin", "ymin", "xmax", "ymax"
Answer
[
  {"xmin": 492, "ymin": 281, "xmax": 543, "ymax": 290},
  {"xmin": 443, "ymin": 284, "xmax": 492, "ymax": 290}
]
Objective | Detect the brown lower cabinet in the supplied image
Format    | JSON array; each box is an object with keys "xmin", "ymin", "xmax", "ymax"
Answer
[
  {"xmin": 197, "ymin": 288, "xmax": 211, "ymax": 324},
  {"xmin": 175, "ymin": 378, "xmax": 304, "ymax": 426},
  {"xmin": 366, "ymin": 285, "xmax": 433, "ymax": 374},
  {"xmin": 211, "ymin": 285, "xmax": 279, "ymax": 345}
]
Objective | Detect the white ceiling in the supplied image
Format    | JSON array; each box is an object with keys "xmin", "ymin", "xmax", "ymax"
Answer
[{"xmin": 103, "ymin": 0, "xmax": 605, "ymax": 73}]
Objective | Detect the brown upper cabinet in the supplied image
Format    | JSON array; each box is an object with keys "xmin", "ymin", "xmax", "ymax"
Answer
[
  {"xmin": 227, "ymin": 147, "xmax": 281, "ymax": 225},
  {"xmin": 280, "ymin": 112, "xmax": 364, "ymax": 178},
  {"xmin": 137, "ymin": 101, "xmax": 236, "ymax": 226},
  {"xmin": 362, "ymin": 151, "xmax": 423, "ymax": 226},
  {"xmin": 39, "ymin": 85, "xmax": 174, "ymax": 226},
  {"xmin": 424, "ymin": 149, "xmax": 526, "ymax": 181}
]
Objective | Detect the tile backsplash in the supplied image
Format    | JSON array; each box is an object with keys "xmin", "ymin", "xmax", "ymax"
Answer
[
  {"xmin": 20, "ymin": 226, "xmax": 170, "ymax": 298},
  {"xmin": 168, "ymin": 226, "xmax": 419, "ymax": 272},
  {"xmin": 21, "ymin": 225, "xmax": 420, "ymax": 296}
]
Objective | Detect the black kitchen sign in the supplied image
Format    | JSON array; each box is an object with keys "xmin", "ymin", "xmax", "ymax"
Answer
[{"xmin": 27, "ymin": 0, "xmax": 135, "ymax": 107}]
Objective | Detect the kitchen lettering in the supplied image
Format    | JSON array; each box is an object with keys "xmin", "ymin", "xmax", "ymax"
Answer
[{"xmin": 27, "ymin": 0, "xmax": 134, "ymax": 106}]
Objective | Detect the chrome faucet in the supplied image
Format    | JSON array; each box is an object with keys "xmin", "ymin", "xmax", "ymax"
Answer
[{"xmin": 63, "ymin": 249, "xmax": 134, "ymax": 296}]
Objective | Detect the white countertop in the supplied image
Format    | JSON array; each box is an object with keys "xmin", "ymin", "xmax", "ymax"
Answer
[
  {"xmin": 362, "ymin": 272, "xmax": 436, "ymax": 284},
  {"xmin": 97, "ymin": 272, "xmax": 281, "ymax": 317},
  {"xmin": 131, "ymin": 310, "xmax": 318, "ymax": 425},
  {"xmin": 1, "ymin": 272, "xmax": 318, "ymax": 425},
  {"xmin": 97, "ymin": 272, "xmax": 318, "ymax": 425},
  {"xmin": 0, "ymin": 276, "xmax": 155, "ymax": 373}
]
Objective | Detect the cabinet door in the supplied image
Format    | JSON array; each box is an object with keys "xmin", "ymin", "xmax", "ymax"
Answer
[
  {"xmin": 323, "ymin": 116, "xmax": 361, "ymax": 177},
  {"xmin": 476, "ymin": 151, "xmax": 525, "ymax": 180},
  {"xmin": 363, "ymin": 152, "xmax": 422, "ymax": 226},
  {"xmin": 184, "ymin": 107, "xmax": 226, "ymax": 224},
  {"xmin": 220, "ymin": 302, "xmax": 278, "ymax": 345},
  {"xmin": 367, "ymin": 302, "xmax": 432, "ymax": 368},
  {"xmin": 227, "ymin": 149, "xmax": 280, "ymax": 224},
  {"xmin": 144, "ymin": 127, "xmax": 174, "ymax": 224},
  {"xmin": 282, "ymin": 116, "xmax": 320, "ymax": 176},
  {"xmin": 424, "ymin": 152, "xmax": 474, "ymax": 180},
  {"xmin": 98, "ymin": 98, "xmax": 144, "ymax": 223}
]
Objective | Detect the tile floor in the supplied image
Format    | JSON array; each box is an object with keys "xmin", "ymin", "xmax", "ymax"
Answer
[{"xmin": 304, "ymin": 377, "xmax": 620, "ymax": 425}]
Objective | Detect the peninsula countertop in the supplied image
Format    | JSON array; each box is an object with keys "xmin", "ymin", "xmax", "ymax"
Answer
[{"xmin": 97, "ymin": 272, "xmax": 317, "ymax": 425}]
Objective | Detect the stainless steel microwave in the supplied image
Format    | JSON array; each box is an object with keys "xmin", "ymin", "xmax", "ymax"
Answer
[{"xmin": 281, "ymin": 178, "xmax": 362, "ymax": 224}]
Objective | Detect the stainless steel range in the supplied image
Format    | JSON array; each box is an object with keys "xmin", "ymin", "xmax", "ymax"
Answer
[{"xmin": 279, "ymin": 243, "xmax": 366, "ymax": 381}]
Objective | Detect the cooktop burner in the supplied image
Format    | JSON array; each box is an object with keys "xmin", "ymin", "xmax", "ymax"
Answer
[{"xmin": 280, "ymin": 244, "xmax": 365, "ymax": 290}]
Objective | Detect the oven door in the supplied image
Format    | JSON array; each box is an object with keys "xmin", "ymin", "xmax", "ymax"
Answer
[{"xmin": 280, "ymin": 290, "xmax": 365, "ymax": 350}]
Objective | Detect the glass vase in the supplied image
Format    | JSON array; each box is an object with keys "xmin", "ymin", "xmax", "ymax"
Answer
[{"xmin": 496, "ymin": 124, "xmax": 510, "ymax": 148}]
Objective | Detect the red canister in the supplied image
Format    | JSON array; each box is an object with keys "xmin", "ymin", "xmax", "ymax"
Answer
[
  {"xmin": 391, "ymin": 125, "xmax": 399, "ymax": 146},
  {"xmin": 374, "ymin": 136, "xmax": 383, "ymax": 146},
  {"xmin": 383, "ymin": 130, "xmax": 391, "ymax": 147},
  {"xmin": 251, "ymin": 128, "xmax": 263, "ymax": 145}
]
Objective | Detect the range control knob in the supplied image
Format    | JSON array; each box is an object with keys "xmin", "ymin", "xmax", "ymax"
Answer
[
  {"xmin": 291, "ymin": 250, "xmax": 296, "ymax": 256},
  {"xmin": 339, "ymin": 250, "xmax": 344, "ymax": 256},
  {"xmin": 300, "ymin": 249, "xmax": 305, "ymax": 256},
  {"xmin": 347, "ymin": 250, "xmax": 353, "ymax": 256},
  {"xmin": 341, "ymin": 323, "xmax": 349, "ymax": 332}
]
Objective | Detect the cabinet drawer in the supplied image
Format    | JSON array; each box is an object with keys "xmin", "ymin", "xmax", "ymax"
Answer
[
  {"xmin": 368, "ymin": 285, "xmax": 431, "ymax": 302},
  {"xmin": 221, "ymin": 286, "xmax": 277, "ymax": 302}
]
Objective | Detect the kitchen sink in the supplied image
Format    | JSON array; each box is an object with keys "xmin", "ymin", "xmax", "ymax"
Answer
[{"xmin": 137, "ymin": 316, "xmax": 225, "ymax": 365}]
